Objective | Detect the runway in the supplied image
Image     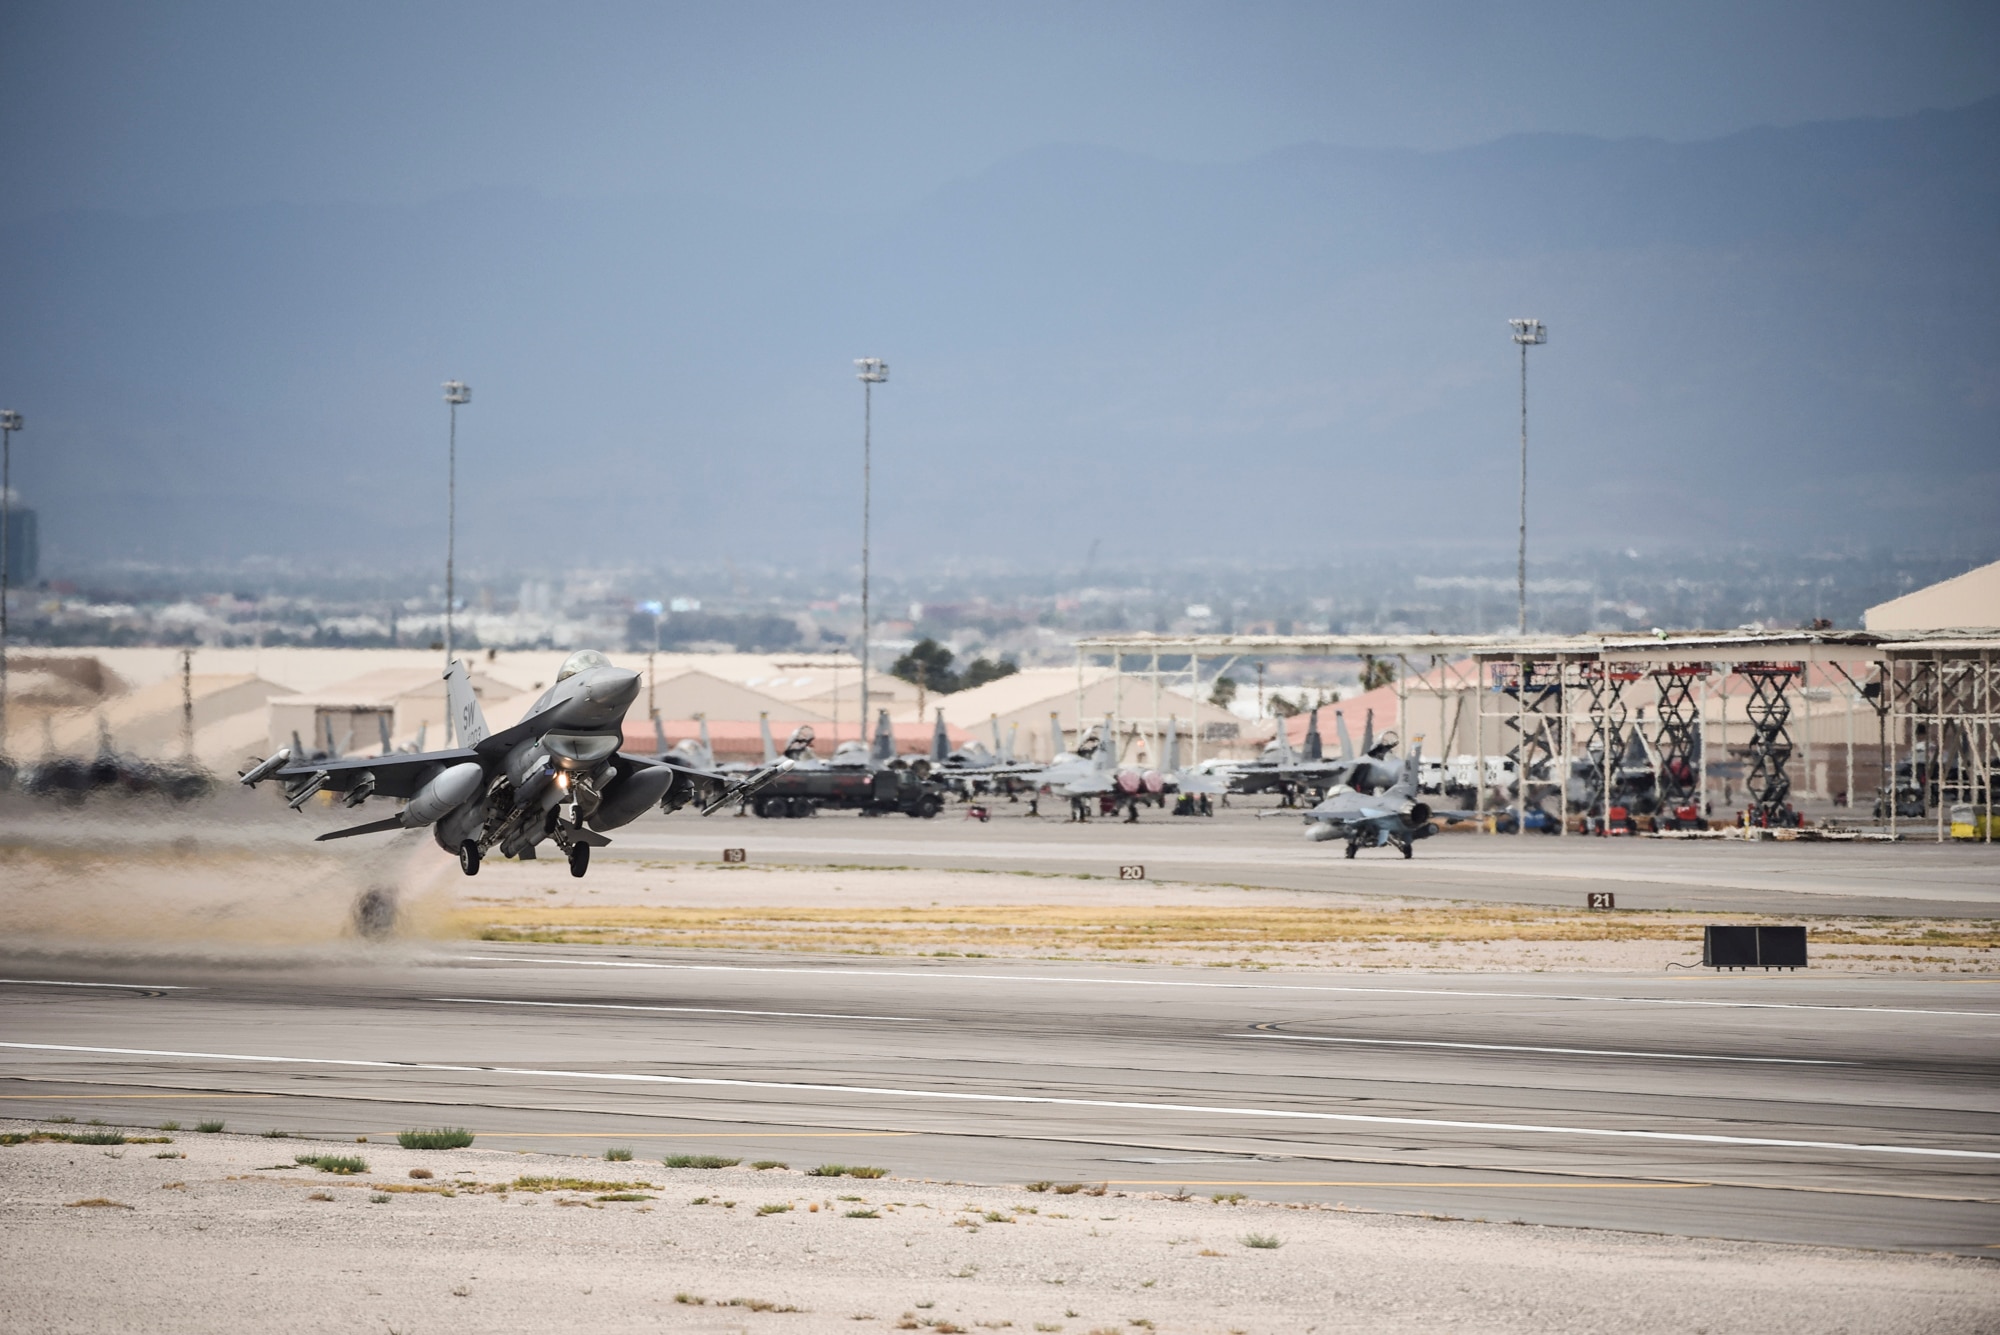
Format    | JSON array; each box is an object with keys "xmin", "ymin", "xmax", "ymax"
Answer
[
  {"xmin": 602, "ymin": 806, "xmax": 2000, "ymax": 917},
  {"xmin": 3, "ymin": 946, "xmax": 1996, "ymax": 1256}
]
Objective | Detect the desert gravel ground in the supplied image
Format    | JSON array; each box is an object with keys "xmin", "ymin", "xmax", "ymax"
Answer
[{"xmin": 2, "ymin": 1121, "xmax": 1995, "ymax": 1335}]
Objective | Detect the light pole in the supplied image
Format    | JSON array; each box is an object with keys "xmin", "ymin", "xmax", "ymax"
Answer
[
  {"xmin": 442, "ymin": 381, "xmax": 471, "ymax": 672},
  {"xmin": 855, "ymin": 358, "xmax": 888, "ymax": 744},
  {"xmin": 0, "ymin": 409, "xmax": 19, "ymax": 758},
  {"xmin": 1508, "ymin": 319, "xmax": 1546, "ymax": 635}
]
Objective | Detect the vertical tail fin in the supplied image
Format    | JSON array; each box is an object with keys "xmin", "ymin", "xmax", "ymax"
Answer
[
  {"xmin": 1164, "ymin": 716, "xmax": 1181, "ymax": 773},
  {"xmin": 378, "ymin": 716, "xmax": 393, "ymax": 756},
  {"xmin": 1005, "ymin": 721, "xmax": 1018, "ymax": 763},
  {"xmin": 697, "ymin": 714, "xmax": 713, "ymax": 768},
  {"xmin": 653, "ymin": 716, "xmax": 669, "ymax": 757},
  {"xmin": 1272, "ymin": 716, "xmax": 1295, "ymax": 765},
  {"xmin": 932, "ymin": 708, "xmax": 950, "ymax": 763},
  {"xmin": 1099, "ymin": 715, "xmax": 1118, "ymax": 770},
  {"xmin": 872, "ymin": 709, "xmax": 895, "ymax": 763},
  {"xmin": 1050, "ymin": 712, "xmax": 1065, "ymax": 760},
  {"xmin": 759, "ymin": 712, "xmax": 776, "ymax": 765},
  {"xmin": 1304, "ymin": 708, "xmax": 1323, "ymax": 761},
  {"xmin": 444, "ymin": 660, "xmax": 490, "ymax": 747},
  {"xmin": 990, "ymin": 713, "xmax": 1003, "ymax": 757},
  {"xmin": 1335, "ymin": 710, "xmax": 1354, "ymax": 762},
  {"xmin": 1362, "ymin": 709, "xmax": 1376, "ymax": 756}
]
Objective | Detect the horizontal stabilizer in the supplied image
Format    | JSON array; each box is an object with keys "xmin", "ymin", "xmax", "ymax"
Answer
[{"xmin": 314, "ymin": 815, "xmax": 407, "ymax": 842}]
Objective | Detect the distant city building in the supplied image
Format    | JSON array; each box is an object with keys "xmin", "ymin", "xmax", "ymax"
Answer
[{"xmin": 4, "ymin": 506, "xmax": 36, "ymax": 586}]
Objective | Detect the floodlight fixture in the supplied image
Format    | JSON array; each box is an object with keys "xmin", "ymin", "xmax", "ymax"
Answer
[
  {"xmin": 1507, "ymin": 319, "xmax": 1547, "ymax": 636},
  {"xmin": 444, "ymin": 381, "xmax": 471, "ymax": 405},
  {"xmin": 854, "ymin": 359, "xmax": 888, "ymax": 732}
]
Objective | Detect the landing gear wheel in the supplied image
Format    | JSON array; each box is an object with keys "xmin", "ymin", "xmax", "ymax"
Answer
[
  {"xmin": 1398, "ymin": 839, "xmax": 1413, "ymax": 860},
  {"xmin": 1343, "ymin": 841, "xmax": 1359, "ymax": 860},
  {"xmin": 458, "ymin": 841, "xmax": 482, "ymax": 876},
  {"xmin": 568, "ymin": 842, "xmax": 590, "ymax": 877}
]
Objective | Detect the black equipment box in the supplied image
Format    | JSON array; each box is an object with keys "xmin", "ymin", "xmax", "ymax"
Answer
[{"xmin": 1703, "ymin": 925, "xmax": 1807, "ymax": 970}]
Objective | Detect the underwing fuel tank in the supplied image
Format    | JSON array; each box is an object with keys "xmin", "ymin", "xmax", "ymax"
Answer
[
  {"xmin": 404, "ymin": 762, "xmax": 486, "ymax": 827},
  {"xmin": 587, "ymin": 764, "xmax": 676, "ymax": 831},
  {"xmin": 1305, "ymin": 822, "xmax": 1340, "ymax": 842}
]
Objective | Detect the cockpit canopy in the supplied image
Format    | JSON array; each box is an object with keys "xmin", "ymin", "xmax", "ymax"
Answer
[{"xmin": 556, "ymin": 649, "xmax": 613, "ymax": 682}]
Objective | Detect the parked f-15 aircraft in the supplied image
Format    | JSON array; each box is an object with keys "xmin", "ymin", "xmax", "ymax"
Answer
[
  {"xmin": 1229, "ymin": 707, "xmax": 1400, "ymax": 802},
  {"xmin": 240, "ymin": 652, "xmax": 785, "ymax": 877},
  {"xmin": 1296, "ymin": 744, "xmax": 1475, "ymax": 859}
]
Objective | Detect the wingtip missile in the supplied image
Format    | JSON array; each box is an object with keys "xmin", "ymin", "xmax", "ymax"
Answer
[{"xmin": 238, "ymin": 748, "xmax": 293, "ymax": 786}]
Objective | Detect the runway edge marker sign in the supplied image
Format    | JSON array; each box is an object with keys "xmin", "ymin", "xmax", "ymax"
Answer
[{"xmin": 1119, "ymin": 865, "xmax": 1145, "ymax": 881}]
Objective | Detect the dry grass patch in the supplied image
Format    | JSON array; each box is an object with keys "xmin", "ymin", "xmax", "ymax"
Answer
[
  {"xmin": 65, "ymin": 1198, "xmax": 132, "ymax": 1209},
  {"xmin": 453, "ymin": 901, "xmax": 2000, "ymax": 960}
]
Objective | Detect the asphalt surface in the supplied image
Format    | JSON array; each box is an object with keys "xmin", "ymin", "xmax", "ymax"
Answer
[
  {"xmin": 3, "ymin": 946, "xmax": 1996, "ymax": 1256},
  {"xmin": 601, "ymin": 803, "xmax": 2000, "ymax": 918}
]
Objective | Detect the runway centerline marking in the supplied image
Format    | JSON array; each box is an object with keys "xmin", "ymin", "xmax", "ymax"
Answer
[
  {"xmin": 429, "ymin": 998, "xmax": 922, "ymax": 1023},
  {"xmin": 0, "ymin": 979, "xmax": 192, "ymax": 991},
  {"xmin": 4, "ymin": 1041, "xmax": 1995, "ymax": 1162},
  {"xmin": 456, "ymin": 955, "xmax": 2000, "ymax": 1018},
  {"xmin": 1232, "ymin": 1032, "xmax": 1848, "ymax": 1064}
]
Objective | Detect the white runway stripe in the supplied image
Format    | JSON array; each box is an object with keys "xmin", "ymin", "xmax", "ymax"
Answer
[
  {"xmin": 429, "ymin": 997, "xmax": 921, "ymax": 1023},
  {"xmin": 1232, "ymin": 1031, "xmax": 1847, "ymax": 1064},
  {"xmin": 0, "ymin": 979, "xmax": 192, "ymax": 991},
  {"xmin": 3, "ymin": 1040, "xmax": 1994, "ymax": 1162},
  {"xmin": 457, "ymin": 955, "xmax": 2000, "ymax": 1018}
]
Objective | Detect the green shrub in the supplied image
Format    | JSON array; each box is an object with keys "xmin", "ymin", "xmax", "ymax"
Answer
[
  {"xmin": 603, "ymin": 1147, "xmax": 633, "ymax": 1162},
  {"xmin": 750, "ymin": 1159, "xmax": 787, "ymax": 1170},
  {"xmin": 1241, "ymin": 1233, "xmax": 1283, "ymax": 1249},
  {"xmin": 397, "ymin": 1127, "xmax": 474, "ymax": 1150},
  {"xmin": 195, "ymin": 1121, "xmax": 225, "ymax": 1134},
  {"xmin": 663, "ymin": 1154, "xmax": 739, "ymax": 1169},
  {"xmin": 806, "ymin": 1163, "xmax": 887, "ymax": 1179},
  {"xmin": 296, "ymin": 1153, "xmax": 368, "ymax": 1174}
]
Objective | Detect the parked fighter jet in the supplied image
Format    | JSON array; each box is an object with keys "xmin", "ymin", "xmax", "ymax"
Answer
[
  {"xmin": 240, "ymin": 652, "xmax": 784, "ymax": 877},
  {"xmin": 1296, "ymin": 744, "xmax": 1475, "ymax": 858},
  {"xmin": 928, "ymin": 709, "xmax": 1042, "ymax": 797},
  {"xmin": 1025, "ymin": 715, "xmax": 1221, "ymax": 822},
  {"xmin": 1230, "ymin": 708, "xmax": 1398, "ymax": 802}
]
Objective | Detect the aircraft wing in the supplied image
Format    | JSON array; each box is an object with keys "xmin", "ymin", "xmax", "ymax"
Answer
[
  {"xmin": 269, "ymin": 748, "xmax": 482, "ymax": 798},
  {"xmin": 1168, "ymin": 772, "xmax": 1226, "ymax": 795}
]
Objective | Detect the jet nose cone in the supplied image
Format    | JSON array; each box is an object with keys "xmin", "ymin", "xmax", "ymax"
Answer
[{"xmin": 588, "ymin": 668, "xmax": 641, "ymax": 709}]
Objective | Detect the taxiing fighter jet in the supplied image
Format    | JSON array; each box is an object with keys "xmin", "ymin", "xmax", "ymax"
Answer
[
  {"xmin": 240, "ymin": 652, "xmax": 785, "ymax": 877},
  {"xmin": 1296, "ymin": 744, "xmax": 1475, "ymax": 859}
]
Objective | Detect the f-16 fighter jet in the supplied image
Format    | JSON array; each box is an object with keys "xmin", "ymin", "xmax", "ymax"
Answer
[
  {"xmin": 1297, "ymin": 744, "xmax": 1475, "ymax": 859},
  {"xmin": 240, "ymin": 651, "xmax": 785, "ymax": 877}
]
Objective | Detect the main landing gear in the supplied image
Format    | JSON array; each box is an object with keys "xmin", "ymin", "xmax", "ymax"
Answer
[
  {"xmin": 458, "ymin": 840, "xmax": 482, "ymax": 876},
  {"xmin": 568, "ymin": 842, "xmax": 590, "ymax": 878}
]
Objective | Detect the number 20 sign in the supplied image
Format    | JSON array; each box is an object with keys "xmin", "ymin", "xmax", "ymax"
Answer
[{"xmin": 1118, "ymin": 865, "xmax": 1146, "ymax": 881}]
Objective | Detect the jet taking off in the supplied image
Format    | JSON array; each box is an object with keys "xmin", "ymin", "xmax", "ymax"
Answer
[{"xmin": 240, "ymin": 651, "xmax": 784, "ymax": 877}]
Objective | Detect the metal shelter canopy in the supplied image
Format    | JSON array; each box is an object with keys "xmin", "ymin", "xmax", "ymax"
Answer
[{"xmin": 1072, "ymin": 629, "xmax": 1890, "ymax": 663}]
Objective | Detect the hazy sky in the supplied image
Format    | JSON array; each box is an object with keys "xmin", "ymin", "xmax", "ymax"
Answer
[{"xmin": 5, "ymin": 1, "xmax": 1997, "ymax": 221}]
